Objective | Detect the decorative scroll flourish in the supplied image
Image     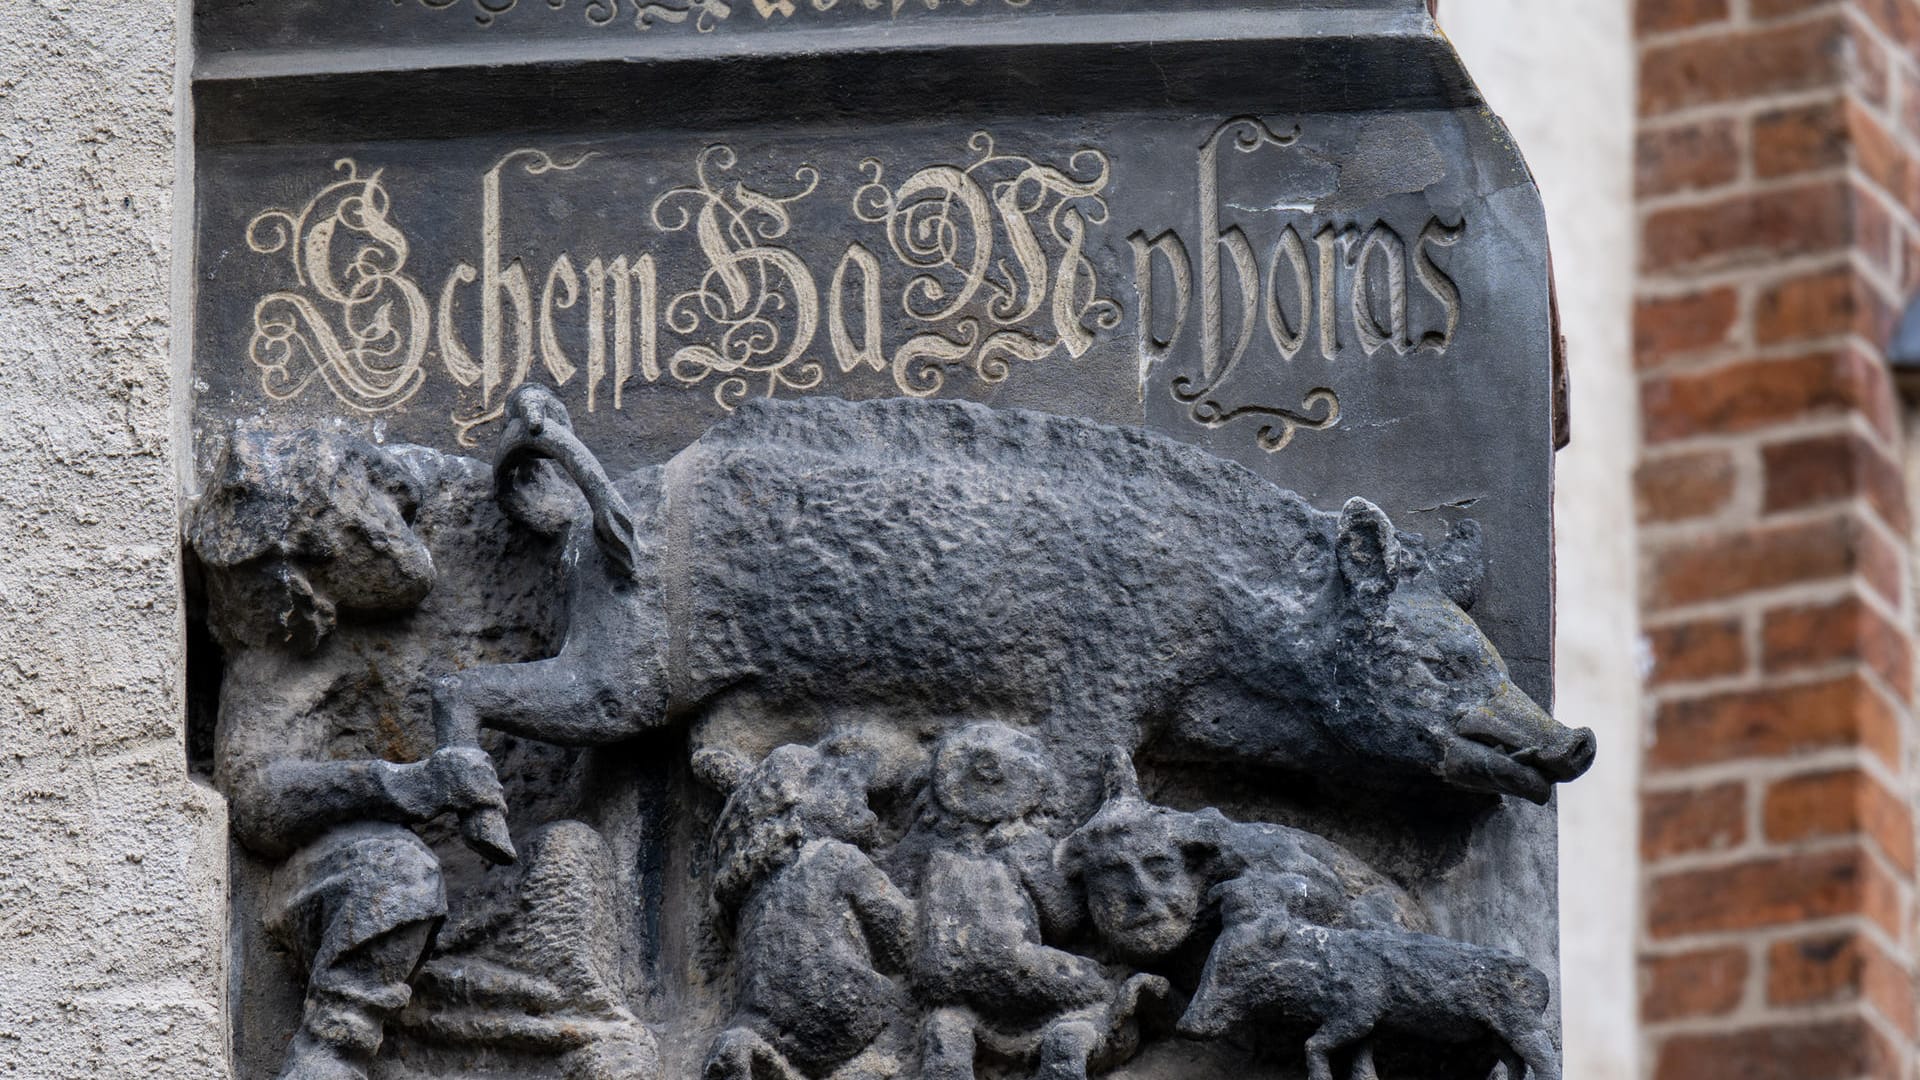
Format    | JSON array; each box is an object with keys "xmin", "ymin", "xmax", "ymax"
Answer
[
  {"xmin": 1173, "ymin": 117, "xmax": 1326, "ymax": 454},
  {"xmin": 246, "ymin": 160, "xmax": 432, "ymax": 415},
  {"xmin": 855, "ymin": 131, "xmax": 1119, "ymax": 398},
  {"xmin": 1178, "ymin": 388, "xmax": 1342, "ymax": 453},
  {"xmin": 414, "ymin": 0, "xmax": 526, "ymax": 27},
  {"xmin": 650, "ymin": 146, "xmax": 826, "ymax": 410},
  {"xmin": 417, "ymin": 0, "xmax": 1031, "ymax": 31}
]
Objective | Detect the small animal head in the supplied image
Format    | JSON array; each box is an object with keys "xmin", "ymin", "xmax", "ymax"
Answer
[
  {"xmin": 1177, "ymin": 879, "xmax": 1314, "ymax": 1041},
  {"xmin": 1059, "ymin": 751, "xmax": 1221, "ymax": 963},
  {"xmin": 1335, "ymin": 499, "xmax": 1596, "ymax": 803},
  {"xmin": 188, "ymin": 428, "xmax": 434, "ymax": 653},
  {"xmin": 709, "ymin": 742, "xmax": 882, "ymax": 914},
  {"xmin": 929, "ymin": 722, "xmax": 1053, "ymax": 828}
]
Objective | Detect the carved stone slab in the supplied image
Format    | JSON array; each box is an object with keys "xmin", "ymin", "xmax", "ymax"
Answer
[
  {"xmin": 187, "ymin": 4, "xmax": 1564, "ymax": 1078},
  {"xmin": 196, "ymin": 0, "xmax": 1406, "ymax": 55}
]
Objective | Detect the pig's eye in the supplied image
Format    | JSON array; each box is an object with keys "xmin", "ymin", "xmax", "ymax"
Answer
[{"xmin": 1421, "ymin": 654, "xmax": 1474, "ymax": 683}]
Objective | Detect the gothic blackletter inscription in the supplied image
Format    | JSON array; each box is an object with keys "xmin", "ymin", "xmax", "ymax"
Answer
[{"xmin": 189, "ymin": 5, "xmax": 1570, "ymax": 1079}]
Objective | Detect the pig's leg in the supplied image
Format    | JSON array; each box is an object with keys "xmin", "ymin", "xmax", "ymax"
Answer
[
  {"xmin": 1504, "ymin": 1026, "xmax": 1559, "ymax": 1080},
  {"xmin": 1303, "ymin": 1014, "xmax": 1373, "ymax": 1080},
  {"xmin": 433, "ymin": 652, "xmax": 664, "ymax": 750},
  {"xmin": 1498, "ymin": 1048, "xmax": 1528, "ymax": 1080}
]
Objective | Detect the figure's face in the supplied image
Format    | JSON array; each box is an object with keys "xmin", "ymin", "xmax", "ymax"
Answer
[
  {"xmin": 933, "ymin": 724, "xmax": 1049, "ymax": 825},
  {"xmin": 1080, "ymin": 828, "xmax": 1205, "ymax": 961},
  {"xmin": 191, "ymin": 431, "xmax": 434, "ymax": 652},
  {"xmin": 800, "ymin": 759, "xmax": 882, "ymax": 849}
]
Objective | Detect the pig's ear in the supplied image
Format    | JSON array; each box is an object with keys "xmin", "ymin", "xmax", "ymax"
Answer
[{"xmin": 1337, "ymin": 498, "xmax": 1404, "ymax": 606}]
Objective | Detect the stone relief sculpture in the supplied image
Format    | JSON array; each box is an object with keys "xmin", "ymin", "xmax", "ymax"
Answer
[
  {"xmin": 432, "ymin": 386, "xmax": 1591, "ymax": 840},
  {"xmin": 190, "ymin": 431, "xmax": 508, "ymax": 1080},
  {"xmin": 1062, "ymin": 754, "xmax": 1556, "ymax": 1080},
  {"xmin": 906, "ymin": 725, "xmax": 1167, "ymax": 1080},
  {"xmin": 1178, "ymin": 880, "xmax": 1557, "ymax": 1080},
  {"xmin": 703, "ymin": 739, "xmax": 916, "ymax": 1080},
  {"xmin": 190, "ymin": 429, "xmax": 659, "ymax": 1080},
  {"xmin": 189, "ymin": 390, "xmax": 1594, "ymax": 1079}
]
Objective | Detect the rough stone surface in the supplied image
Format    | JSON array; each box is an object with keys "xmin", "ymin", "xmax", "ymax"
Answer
[
  {"xmin": 0, "ymin": 2, "xmax": 227, "ymax": 1078},
  {"xmin": 188, "ymin": 393, "xmax": 1592, "ymax": 1079},
  {"xmin": 0, "ymin": 5, "xmax": 1589, "ymax": 1078}
]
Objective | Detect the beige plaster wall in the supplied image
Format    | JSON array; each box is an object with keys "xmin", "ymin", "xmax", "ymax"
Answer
[
  {"xmin": 1442, "ymin": 4, "xmax": 1643, "ymax": 1079},
  {"xmin": 0, "ymin": 2, "xmax": 228, "ymax": 1077}
]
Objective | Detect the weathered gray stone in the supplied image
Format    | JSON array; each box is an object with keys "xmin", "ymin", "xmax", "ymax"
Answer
[
  {"xmin": 442, "ymin": 388, "xmax": 1589, "ymax": 815},
  {"xmin": 188, "ymin": 390, "xmax": 1590, "ymax": 1079},
  {"xmin": 181, "ymin": 5, "xmax": 1585, "ymax": 1078}
]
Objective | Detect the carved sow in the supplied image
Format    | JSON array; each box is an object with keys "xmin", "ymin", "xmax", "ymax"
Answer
[{"xmin": 434, "ymin": 387, "xmax": 1592, "ymax": 861}]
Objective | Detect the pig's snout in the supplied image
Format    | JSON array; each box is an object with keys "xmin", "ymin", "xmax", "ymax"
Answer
[
  {"xmin": 1547, "ymin": 727, "xmax": 1597, "ymax": 781},
  {"xmin": 1457, "ymin": 683, "xmax": 1598, "ymax": 791},
  {"xmin": 1513, "ymin": 723, "xmax": 1597, "ymax": 783}
]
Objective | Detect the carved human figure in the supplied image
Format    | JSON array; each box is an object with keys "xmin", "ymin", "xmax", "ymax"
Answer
[
  {"xmin": 703, "ymin": 742, "xmax": 917, "ymax": 1080},
  {"xmin": 1060, "ymin": 754, "xmax": 1558, "ymax": 1078},
  {"xmin": 905, "ymin": 724, "xmax": 1167, "ymax": 1080},
  {"xmin": 1058, "ymin": 751, "xmax": 1422, "ymax": 978},
  {"xmin": 188, "ymin": 430, "xmax": 512, "ymax": 1080}
]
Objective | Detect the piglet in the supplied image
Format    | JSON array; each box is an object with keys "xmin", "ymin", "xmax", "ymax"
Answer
[{"xmin": 1176, "ymin": 877, "xmax": 1557, "ymax": 1080}]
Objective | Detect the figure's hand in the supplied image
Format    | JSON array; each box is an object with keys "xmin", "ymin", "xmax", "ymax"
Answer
[
  {"xmin": 390, "ymin": 747, "xmax": 508, "ymax": 823},
  {"xmin": 428, "ymin": 746, "xmax": 508, "ymax": 817},
  {"xmin": 1030, "ymin": 949, "xmax": 1109, "ymax": 1009}
]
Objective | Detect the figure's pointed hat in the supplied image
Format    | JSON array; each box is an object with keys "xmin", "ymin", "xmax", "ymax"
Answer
[
  {"xmin": 1101, "ymin": 747, "xmax": 1146, "ymax": 804},
  {"xmin": 1060, "ymin": 748, "xmax": 1164, "ymax": 874}
]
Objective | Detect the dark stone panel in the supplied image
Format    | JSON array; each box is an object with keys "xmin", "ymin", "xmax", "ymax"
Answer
[
  {"xmin": 196, "ymin": 0, "xmax": 1426, "ymax": 58},
  {"xmin": 193, "ymin": 25, "xmax": 1479, "ymax": 145},
  {"xmin": 193, "ymin": 108, "xmax": 1548, "ymax": 694},
  {"xmin": 187, "ymin": 7, "xmax": 1571, "ymax": 1078}
]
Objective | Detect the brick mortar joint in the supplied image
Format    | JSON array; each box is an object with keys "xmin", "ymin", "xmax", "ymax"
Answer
[
  {"xmin": 1641, "ymin": 746, "xmax": 1902, "ymax": 794},
  {"xmin": 1638, "ymin": 656, "xmax": 1915, "ymax": 723},
  {"xmin": 1637, "ymin": 250, "xmax": 1861, "ymax": 296},
  {"xmin": 1637, "ymin": 498, "xmax": 1893, "ymax": 548},
  {"xmin": 1845, "ymin": 3, "xmax": 1920, "ymax": 82},
  {"xmin": 1642, "ymin": 812, "xmax": 1915, "ymax": 865},
  {"xmin": 1639, "ymin": 91, "xmax": 1858, "ymax": 134},
  {"xmin": 1637, "ymin": 167, "xmax": 1853, "ymax": 217},
  {"xmin": 1641, "ymin": 1001, "xmax": 1919, "ymax": 1053},
  {"xmin": 1632, "ymin": 338, "xmax": 1865, "ymax": 389},
  {"xmin": 1639, "ymin": 656, "xmax": 1912, "ymax": 716},
  {"xmin": 1640, "ymin": 910, "xmax": 1912, "ymax": 955},
  {"xmin": 1636, "ymin": 5, "xmax": 1840, "ymax": 50},
  {"xmin": 1636, "ymin": 579, "xmax": 1904, "ymax": 636}
]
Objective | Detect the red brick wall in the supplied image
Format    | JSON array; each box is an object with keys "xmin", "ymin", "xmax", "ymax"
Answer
[{"xmin": 1635, "ymin": 1, "xmax": 1920, "ymax": 1076}]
